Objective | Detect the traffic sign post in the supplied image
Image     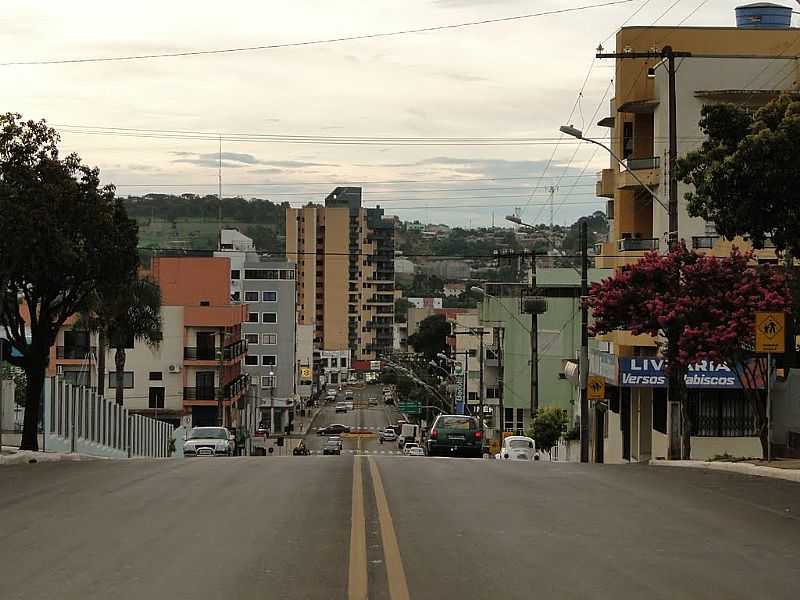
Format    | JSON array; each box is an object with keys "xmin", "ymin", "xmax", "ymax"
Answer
[
  {"xmin": 755, "ymin": 312, "xmax": 785, "ymax": 353},
  {"xmin": 755, "ymin": 312, "xmax": 785, "ymax": 462},
  {"xmin": 587, "ymin": 376, "xmax": 605, "ymax": 401}
]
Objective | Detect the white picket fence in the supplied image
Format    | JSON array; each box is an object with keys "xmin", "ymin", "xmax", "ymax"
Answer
[{"xmin": 43, "ymin": 377, "xmax": 173, "ymax": 458}]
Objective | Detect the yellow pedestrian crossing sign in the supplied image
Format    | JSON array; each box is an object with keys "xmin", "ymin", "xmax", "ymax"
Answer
[
  {"xmin": 755, "ymin": 312, "xmax": 785, "ymax": 353},
  {"xmin": 587, "ymin": 376, "xmax": 605, "ymax": 401}
]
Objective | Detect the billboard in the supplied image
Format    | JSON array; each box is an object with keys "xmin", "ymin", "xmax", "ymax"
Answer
[{"xmin": 618, "ymin": 358, "xmax": 744, "ymax": 389}]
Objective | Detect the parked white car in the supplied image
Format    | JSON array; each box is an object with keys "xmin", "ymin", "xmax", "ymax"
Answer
[
  {"xmin": 406, "ymin": 446, "xmax": 425, "ymax": 456},
  {"xmin": 183, "ymin": 427, "xmax": 234, "ymax": 457},
  {"xmin": 495, "ymin": 436, "xmax": 539, "ymax": 461}
]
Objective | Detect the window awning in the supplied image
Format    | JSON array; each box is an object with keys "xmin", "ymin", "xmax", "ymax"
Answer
[{"xmin": 617, "ymin": 99, "xmax": 659, "ymax": 114}]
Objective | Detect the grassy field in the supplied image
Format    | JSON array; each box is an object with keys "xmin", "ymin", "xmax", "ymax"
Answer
[{"xmin": 135, "ymin": 218, "xmax": 280, "ymax": 251}]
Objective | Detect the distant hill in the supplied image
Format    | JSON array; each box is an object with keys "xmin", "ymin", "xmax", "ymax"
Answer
[{"xmin": 123, "ymin": 194, "xmax": 286, "ymax": 253}]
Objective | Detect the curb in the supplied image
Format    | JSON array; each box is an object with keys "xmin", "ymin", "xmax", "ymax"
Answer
[{"xmin": 650, "ymin": 459, "xmax": 800, "ymax": 483}]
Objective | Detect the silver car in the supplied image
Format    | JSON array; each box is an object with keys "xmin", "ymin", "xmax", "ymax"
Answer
[{"xmin": 183, "ymin": 427, "xmax": 233, "ymax": 457}]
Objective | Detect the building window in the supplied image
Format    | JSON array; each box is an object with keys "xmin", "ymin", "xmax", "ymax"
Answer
[
  {"xmin": 231, "ymin": 269, "xmax": 240, "ymax": 280},
  {"xmin": 653, "ymin": 388, "xmax": 668, "ymax": 434},
  {"xmin": 330, "ymin": 357, "xmax": 338, "ymax": 368},
  {"xmin": 245, "ymin": 291, "xmax": 259, "ymax": 302},
  {"xmin": 262, "ymin": 355, "xmax": 277, "ymax": 366},
  {"xmin": 468, "ymin": 391, "xmax": 478, "ymax": 401},
  {"xmin": 62, "ymin": 370, "xmax": 90, "ymax": 386},
  {"xmin": 260, "ymin": 375, "xmax": 276, "ymax": 388},
  {"xmin": 245, "ymin": 333, "xmax": 259, "ymax": 345},
  {"xmin": 107, "ymin": 372, "xmax": 134, "ymax": 389},
  {"xmin": 262, "ymin": 312, "xmax": 277, "ymax": 323},
  {"xmin": 262, "ymin": 333, "xmax": 277, "ymax": 345},
  {"xmin": 689, "ymin": 390, "xmax": 757, "ymax": 437},
  {"xmin": 329, "ymin": 373, "xmax": 339, "ymax": 384},
  {"xmin": 340, "ymin": 358, "xmax": 348, "ymax": 368},
  {"xmin": 486, "ymin": 386, "xmax": 500, "ymax": 399},
  {"xmin": 320, "ymin": 358, "xmax": 329, "ymax": 368},
  {"xmin": 262, "ymin": 291, "xmax": 278, "ymax": 302},
  {"xmin": 246, "ymin": 269, "xmax": 279, "ymax": 280},
  {"xmin": 148, "ymin": 387, "xmax": 165, "ymax": 409},
  {"xmin": 245, "ymin": 355, "xmax": 259, "ymax": 366},
  {"xmin": 248, "ymin": 312, "xmax": 259, "ymax": 323},
  {"xmin": 623, "ymin": 121, "xmax": 634, "ymax": 160},
  {"xmin": 149, "ymin": 371, "xmax": 163, "ymax": 381}
]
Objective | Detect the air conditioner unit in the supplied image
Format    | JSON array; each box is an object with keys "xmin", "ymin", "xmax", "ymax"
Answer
[{"xmin": 168, "ymin": 364, "xmax": 181, "ymax": 373}]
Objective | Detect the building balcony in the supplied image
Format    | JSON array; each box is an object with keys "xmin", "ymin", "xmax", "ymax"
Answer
[
  {"xmin": 184, "ymin": 340, "xmax": 247, "ymax": 363},
  {"xmin": 617, "ymin": 237, "xmax": 659, "ymax": 252},
  {"xmin": 56, "ymin": 346, "xmax": 97, "ymax": 360},
  {"xmin": 596, "ymin": 168, "xmax": 615, "ymax": 198},
  {"xmin": 184, "ymin": 386, "xmax": 222, "ymax": 402},
  {"xmin": 618, "ymin": 157, "xmax": 661, "ymax": 191},
  {"xmin": 692, "ymin": 235, "xmax": 719, "ymax": 250}
]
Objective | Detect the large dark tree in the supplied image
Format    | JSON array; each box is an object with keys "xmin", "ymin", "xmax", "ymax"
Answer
[
  {"xmin": 407, "ymin": 314, "xmax": 451, "ymax": 362},
  {"xmin": 677, "ymin": 96, "xmax": 800, "ymax": 256},
  {"xmin": 0, "ymin": 114, "xmax": 139, "ymax": 450}
]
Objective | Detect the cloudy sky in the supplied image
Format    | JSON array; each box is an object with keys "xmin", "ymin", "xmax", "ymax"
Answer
[{"xmin": 0, "ymin": 0, "xmax": 761, "ymax": 227}]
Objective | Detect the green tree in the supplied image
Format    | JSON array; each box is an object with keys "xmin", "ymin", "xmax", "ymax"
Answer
[
  {"xmin": 677, "ymin": 96, "xmax": 800, "ymax": 256},
  {"xmin": 81, "ymin": 278, "xmax": 163, "ymax": 404},
  {"xmin": 528, "ymin": 407, "xmax": 569, "ymax": 458},
  {"xmin": 408, "ymin": 314, "xmax": 450, "ymax": 362},
  {"xmin": 394, "ymin": 298, "xmax": 413, "ymax": 323},
  {"xmin": 0, "ymin": 114, "xmax": 139, "ymax": 450}
]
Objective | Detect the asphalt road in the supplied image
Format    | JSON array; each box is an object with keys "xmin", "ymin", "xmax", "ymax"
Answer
[
  {"xmin": 306, "ymin": 384, "xmax": 404, "ymax": 455},
  {"xmin": 1, "ymin": 454, "xmax": 799, "ymax": 599}
]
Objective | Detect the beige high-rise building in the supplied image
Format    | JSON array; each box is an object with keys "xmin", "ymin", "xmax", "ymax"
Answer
[{"xmin": 286, "ymin": 187, "xmax": 395, "ymax": 362}]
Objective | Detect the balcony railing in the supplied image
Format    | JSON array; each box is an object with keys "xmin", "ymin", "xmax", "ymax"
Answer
[
  {"xmin": 223, "ymin": 340, "xmax": 247, "ymax": 361},
  {"xmin": 184, "ymin": 387, "xmax": 222, "ymax": 401},
  {"xmin": 617, "ymin": 237, "xmax": 659, "ymax": 252},
  {"xmin": 623, "ymin": 156, "xmax": 660, "ymax": 171},
  {"xmin": 56, "ymin": 346, "xmax": 97, "ymax": 359},
  {"xmin": 184, "ymin": 347, "xmax": 217, "ymax": 361},
  {"xmin": 692, "ymin": 235, "xmax": 719, "ymax": 249}
]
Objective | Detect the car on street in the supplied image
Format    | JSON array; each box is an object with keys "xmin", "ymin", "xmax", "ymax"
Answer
[
  {"xmin": 322, "ymin": 441, "xmax": 342, "ymax": 455},
  {"xmin": 379, "ymin": 428, "xmax": 397, "ymax": 442},
  {"xmin": 402, "ymin": 442, "xmax": 421, "ymax": 456},
  {"xmin": 406, "ymin": 446, "xmax": 425, "ymax": 456},
  {"xmin": 496, "ymin": 435, "xmax": 539, "ymax": 461},
  {"xmin": 327, "ymin": 435, "xmax": 343, "ymax": 450},
  {"xmin": 426, "ymin": 414, "xmax": 483, "ymax": 458},
  {"xmin": 183, "ymin": 427, "xmax": 234, "ymax": 457},
  {"xmin": 335, "ymin": 402, "xmax": 348, "ymax": 413},
  {"xmin": 316, "ymin": 424, "xmax": 351, "ymax": 436}
]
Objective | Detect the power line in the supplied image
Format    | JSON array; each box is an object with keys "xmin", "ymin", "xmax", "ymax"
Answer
[{"xmin": 2, "ymin": 0, "xmax": 638, "ymax": 67}]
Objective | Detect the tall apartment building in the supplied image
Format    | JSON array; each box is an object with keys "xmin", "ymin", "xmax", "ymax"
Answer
[
  {"xmin": 216, "ymin": 229, "xmax": 297, "ymax": 434},
  {"xmin": 591, "ymin": 5, "xmax": 800, "ymax": 463},
  {"xmin": 286, "ymin": 187, "xmax": 395, "ymax": 362}
]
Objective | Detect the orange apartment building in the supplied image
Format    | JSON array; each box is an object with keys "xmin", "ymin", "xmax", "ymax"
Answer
[{"xmin": 51, "ymin": 256, "xmax": 249, "ymax": 427}]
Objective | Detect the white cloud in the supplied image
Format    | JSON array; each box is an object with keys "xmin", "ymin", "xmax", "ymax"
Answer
[{"xmin": 0, "ymin": 0, "xmax": 745, "ymax": 225}]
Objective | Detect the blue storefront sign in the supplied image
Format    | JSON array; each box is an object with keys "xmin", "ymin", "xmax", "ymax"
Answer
[{"xmin": 619, "ymin": 357, "xmax": 742, "ymax": 389}]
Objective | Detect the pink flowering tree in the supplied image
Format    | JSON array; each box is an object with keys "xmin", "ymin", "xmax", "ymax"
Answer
[{"xmin": 586, "ymin": 245, "xmax": 789, "ymax": 458}]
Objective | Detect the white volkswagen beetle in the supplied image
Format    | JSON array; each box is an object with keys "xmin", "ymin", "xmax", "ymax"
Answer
[{"xmin": 496, "ymin": 435, "xmax": 539, "ymax": 461}]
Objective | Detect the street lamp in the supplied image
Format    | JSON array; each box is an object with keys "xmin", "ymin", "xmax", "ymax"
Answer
[{"xmin": 559, "ymin": 125, "xmax": 667, "ymax": 211}]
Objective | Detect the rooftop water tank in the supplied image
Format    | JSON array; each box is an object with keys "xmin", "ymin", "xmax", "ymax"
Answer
[{"xmin": 735, "ymin": 2, "xmax": 793, "ymax": 28}]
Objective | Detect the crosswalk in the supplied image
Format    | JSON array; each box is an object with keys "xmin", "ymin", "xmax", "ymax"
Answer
[{"xmin": 308, "ymin": 449, "xmax": 403, "ymax": 455}]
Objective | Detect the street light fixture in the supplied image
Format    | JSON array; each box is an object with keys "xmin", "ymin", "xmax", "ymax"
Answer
[{"xmin": 559, "ymin": 124, "xmax": 667, "ymax": 212}]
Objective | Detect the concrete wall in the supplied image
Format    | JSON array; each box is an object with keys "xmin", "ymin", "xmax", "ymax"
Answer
[
  {"xmin": 690, "ymin": 437, "xmax": 763, "ymax": 461},
  {"xmin": 604, "ymin": 410, "xmax": 626, "ymax": 464},
  {"xmin": 1, "ymin": 379, "xmax": 18, "ymax": 431},
  {"xmin": 771, "ymin": 373, "xmax": 800, "ymax": 452}
]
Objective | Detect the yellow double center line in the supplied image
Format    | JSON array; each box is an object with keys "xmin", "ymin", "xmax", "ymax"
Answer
[{"xmin": 348, "ymin": 456, "xmax": 410, "ymax": 600}]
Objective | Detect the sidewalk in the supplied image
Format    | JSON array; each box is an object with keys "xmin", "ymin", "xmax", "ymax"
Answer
[
  {"xmin": 651, "ymin": 459, "xmax": 800, "ymax": 483},
  {"xmin": 1, "ymin": 447, "xmax": 100, "ymax": 466}
]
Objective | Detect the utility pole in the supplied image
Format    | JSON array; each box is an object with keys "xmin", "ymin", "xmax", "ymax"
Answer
[
  {"xmin": 496, "ymin": 327, "xmax": 505, "ymax": 440},
  {"xmin": 547, "ymin": 185, "xmax": 558, "ymax": 235},
  {"xmin": 218, "ymin": 136, "xmax": 223, "ymax": 227},
  {"xmin": 478, "ymin": 328, "xmax": 485, "ymax": 436},
  {"xmin": 596, "ymin": 46, "xmax": 690, "ymax": 248},
  {"xmin": 579, "ymin": 221, "xmax": 589, "ymax": 463}
]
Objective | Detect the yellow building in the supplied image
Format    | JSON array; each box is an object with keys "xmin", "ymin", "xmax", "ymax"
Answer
[
  {"xmin": 591, "ymin": 11, "xmax": 799, "ymax": 463},
  {"xmin": 286, "ymin": 187, "xmax": 396, "ymax": 363}
]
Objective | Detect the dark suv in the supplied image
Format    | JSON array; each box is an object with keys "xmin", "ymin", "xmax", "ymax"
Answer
[{"xmin": 426, "ymin": 415, "xmax": 482, "ymax": 458}]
